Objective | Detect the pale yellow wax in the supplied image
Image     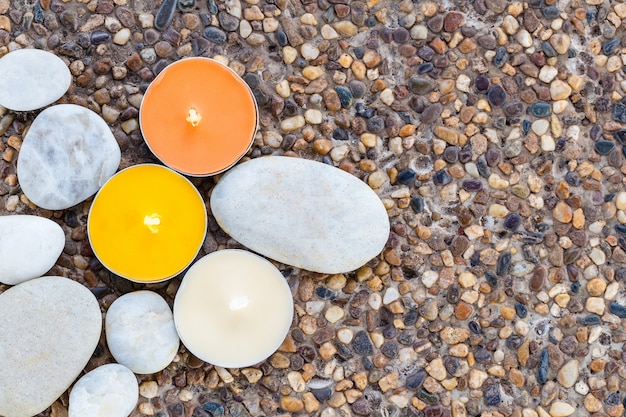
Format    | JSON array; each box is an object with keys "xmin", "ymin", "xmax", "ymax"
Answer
[{"xmin": 173, "ymin": 250, "xmax": 293, "ymax": 368}]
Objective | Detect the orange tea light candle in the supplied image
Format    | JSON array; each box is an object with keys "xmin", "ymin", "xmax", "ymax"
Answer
[
  {"xmin": 87, "ymin": 164, "xmax": 207, "ymax": 283},
  {"xmin": 140, "ymin": 58, "xmax": 258, "ymax": 176}
]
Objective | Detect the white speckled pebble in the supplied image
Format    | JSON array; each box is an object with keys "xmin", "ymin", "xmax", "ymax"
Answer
[
  {"xmin": 211, "ymin": 156, "xmax": 390, "ymax": 273},
  {"xmin": 106, "ymin": 291, "xmax": 179, "ymax": 374},
  {"xmin": 69, "ymin": 364, "xmax": 138, "ymax": 417},
  {"xmin": 0, "ymin": 49, "xmax": 71, "ymax": 111},
  {"xmin": 0, "ymin": 215, "xmax": 65, "ymax": 285},
  {"xmin": 0, "ymin": 276, "xmax": 101, "ymax": 417},
  {"xmin": 17, "ymin": 104, "xmax": 121, "ymax": 210}
]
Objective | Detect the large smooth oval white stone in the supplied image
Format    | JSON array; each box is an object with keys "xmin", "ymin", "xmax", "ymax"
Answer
[
  {"xmin": 105, "ymin": 291, "xmax": 179, "ymax": 374},
  {"xmin": 0, "ymin": 276, "xmax": 102, "ymax": 417},
  {"xmin": 69, "ymin": 364, "xmax": 138, "ymax": 417},
  {"xmin": 0, "ymin": 215, "xmax": 65, "ymax": 285},
  {"xmin": 0, "ymin": 49, "xmax": 71, "ymax": 111},
  {"xmin": 210, "ymin": 156, "xmax": 390, "ymax": 273},
  {"xmin": 17, "ymin": 104, "xmax": 121, "ymax": 210}
]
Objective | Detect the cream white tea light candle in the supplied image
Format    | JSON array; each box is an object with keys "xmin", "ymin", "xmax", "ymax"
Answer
[{"xmin": 174, "ymin": 250, "xmax": 293, "ymax": 368}]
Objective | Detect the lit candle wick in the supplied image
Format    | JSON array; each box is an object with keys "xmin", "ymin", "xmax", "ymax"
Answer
[
  {"xmin": 144, "ymin": 213, "xmax": 161, "ymax": 233},
  {"xmin": 229, "ymin": 296, "xmax": 249, "ymax": 311},
  {"xmin": 186, "ymin": 108, "xmax": 202, "ymax": 127}
]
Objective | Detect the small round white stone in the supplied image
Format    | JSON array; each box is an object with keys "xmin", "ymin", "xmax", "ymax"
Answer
[
  {"xmin": 69, "ymin": 364, "xmax": 138, "ymax": 417},
  {"xmin": 0, "ymin": 49, "xmax": 71, "ymax": 111},
  {"xmin": 17, "ymin": 104, "xmax": 121, "ymax": 210},
  {"xmin": 106, "ymin": 291, "xmax": 179, "ymax": 374},
  {"xmin": 0, "ymin": 215, "xmax": 65, "ymax": 285}
]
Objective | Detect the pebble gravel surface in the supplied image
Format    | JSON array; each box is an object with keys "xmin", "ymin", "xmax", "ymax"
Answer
[{"xmin": 1, "ymin": 0, "xmax": 626, "ymax": 416}]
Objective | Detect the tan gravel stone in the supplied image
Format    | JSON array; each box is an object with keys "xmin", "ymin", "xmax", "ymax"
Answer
[
  {"xmin": 327, "ymin": 392, "xmax": 346, "ymax": 408},
  {"xmin": 363, "ymin": 50, "xmax": 381, "ymax": 68},
  {"xmin": 518, "ymin": 340, "xmax": 530, "ymax": 366},
  {"xmin": 458, "ymin": 38, "xmax": 477, "ymax": 53},
  {"xmin": 440, "ymin": 327, "xmax": 470, "ymax": 344},
  {"xmin": 454, "ymin": 301, "xmax": 473, "ymax": 320},
  {"xmin": 500, "ymin": 306, "xmax": 516, "ymax": 320},
  {"xmin": 426, "ymin": 358, "xmax": 447, "ymax": 381},
  {"xmin": 539, "ymin": 66, "xmax": 558, "ymax": 83},
  {"xmin": 321, "ymin": 24, "xmax": 339, "ymax": 40},
  {"xmin": 572, "ymin": 208, "xmax": 584, "ymax": 229},
  {"xmin": 313, "ymin": 139, "xmax": 332, "ymax": 155},
  {"xmin": 488, "ymin": 203, "xmax": 509, "ymax": 218},
  {"xmin": 616, "ymin": 4, "xmax": 626, "ymax": 18},
  {"xmin": 281, "ymin": 396, "xmax": 304, "ymax": 412},
  {"xmin": 585, "ymin": 297, "xmax": 605, "ymax": 315},
  {"xmin": 344, "ymin": 389, "xmax": 362, "ymax": 403},
  {"xmin": 449, "ymin": 344, "xmax": 469, "ymax": 357},
  {"xmin": 583, "ymin": 394, "xmax": 603, "ymax": 413},
  {"xmin": 567, "ymin": 74, "xmax": 584, "ymax": 91},
  {"xmin": 282, "ymin": 46, "xmax": 298, "ymax": 64},
  {"xmin": 302, "ymin": 66, "xmax": 324, "ymax": 80},
  {"xmin": 368, "ymin": 171, "xmax": 388, "ymax": 189},
  {"xmin": 324, "ymin": 305, "xmax": 344, "ymax": 323},
  {"xmin": 269, "ymin": 353, "xmax": 290, "ymax": 368},
  {"xmin": 458, "ymin": 272, "xmax": 477, "ymax": 288},
  {"xmin": 332, "ymin": 21, "xmax": 357, "ymax": 37},
  {"xmin": 378, "ymin": 372, "xmax": 399, "ymax": 392},
  {"xmin": 553, "ymin": 201, "xmax": 573, "ymax": 223},
  {"xmin": 280, "ymin": 115, "xmax": 305, "ymax": 132},
  {"xmin": 488, "ymin": 174, "xmax": 509, "ymax": 189},
  {"xmin": 468, "ymin": 369, "xmax": 487, "ymax": 389},
  {"xmin": 241, "ymin": 368, "xmax": 263, "ymax": 383},
  {"xmin": 139, "ymin": 381, "xmax": 158, "ymax": 398},
  {"xmin": 287, "ymin": 371, "xmax": 306, "ymax": 393},
  {"xmin": 517, "ymin": 29, "xmax": 532, "ymax": 47},
  {"xmin": 304, "ymin": 109, "xmax": 322, "ymax": 125},
  {"xmin": 587, "ymin": 278, "xmax": 607, "ymax": 296},
  {"xmin": 549, "ymin": 34, "xmax": 570, "ymax": 54},
  {"xmin": 434, "ymin": 126, "xmax": 459, "ymax": 145},
  {"xmin": 452, "ymin": 401, "xmax": 467, "ymax": 417},
  {"xmin": 549, "ymin": 402, "xmax": 575, "ymax": 417},
  {"xmin": 556, "ymin": 360, "xmax": 578, "ymax": 388},
  {"xmin": 464, "ymin": 224, "xmax": 484, "ymax": 239},
  {"xmin": 509, "ymin": 368, "xmax": 525, "ymax": 387},
  {"xmin": 138, "ymin": 402, "xmax": 154, "ymax": 415},
  {"xmin": 302, "ymin": 392, "xmax": 319, "ymax": 413},
  {"xmin": 502, "ymin": 15, "xmax": 519, "ymax": 35},
  {"xmin": 550, "ymin": 80, "xmax": 572, "ymax": 100},
  {"xmin": 617, "ymin": 192, "xmax": 626, "ymax": 210},
  {"xmin": 607, "ymin": 56, "xmax": 622, "ymax": 72},
  {"xmin": 589, "ymin": 247, "xmax": 606, "ymax": 265}
]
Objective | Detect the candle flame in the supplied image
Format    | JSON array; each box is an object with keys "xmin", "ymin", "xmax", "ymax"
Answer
[
  {"xmin": 229, "ymin": 296, "xmax": 249, "ymax": 311},
  {"xmin": 144, "ymin": 213, "xmax": 161, "ymax": 234},
  {"xmin": 186, "ymin": 108, "xmax": 202, "ymax": 127}
]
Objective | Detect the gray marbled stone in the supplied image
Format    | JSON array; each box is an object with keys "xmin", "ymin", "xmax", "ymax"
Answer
[
  {"xmin": 0, "ymin": 49, "xmax": 71, "ymax": 111},
  {"xmin": 0, "ymin": 276, "xmax": 102, "ymax": 417},
  {"xmin": 17, "ymin": 104, "xmax": 121, "ymax": 210},
  {"xmin": 210, "ymin": 156, "xmax": 390, "ymax": 273}
]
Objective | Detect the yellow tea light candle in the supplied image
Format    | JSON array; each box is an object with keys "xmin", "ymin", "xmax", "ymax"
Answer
[
  {"xmin": 87, "ymin": 164, "xmax": 207, "ymax": 283},
  {"xmin": 174, "ymin": 250, "xmax": 293, "ymax": 368}
]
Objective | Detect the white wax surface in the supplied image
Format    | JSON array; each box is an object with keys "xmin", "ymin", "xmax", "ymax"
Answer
[{"xmin": 174, "ymin": 250, "xmax": 293, "ymax": 368}]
